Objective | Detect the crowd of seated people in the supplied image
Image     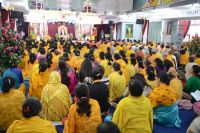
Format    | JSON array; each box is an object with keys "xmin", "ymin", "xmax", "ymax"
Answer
[{"xmin": 0, "ymin": 37, "xmax": 200, "ymax": 133}]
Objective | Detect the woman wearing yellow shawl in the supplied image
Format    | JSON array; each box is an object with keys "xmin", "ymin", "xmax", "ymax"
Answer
[
  {"xmin": 18, "ymin": 50, "xmax": 29, "ymax": 70},
  {"xmin": 0, "ymin": 77, "xmax": 25, "ymax": 131},
  {"xmin": 114, "ymin": 53, "xmax": 130, "ymax": 85},
  {"xmin": 168, "ymin": 67, "xmax": 183, "ymax": 100},
  {"xmin": 70, "ymin": 50, "xmax": 84, "ymax": 73},
  {"xmin": 63, "ymin": 84, "xmax": 102, "ymax": 133},
  {"xmin": 100, "ymin": 52, "xmax": 113, "ymax": 77},
  {"xmin": 41, "ymin": 71, "xmax": 72, "ymax": 121},
  {"xmin": 7, "ymin": 98, "xmax": 57, "ymax": 133},
  {"xmin": 23, "ymin": 53, "xmax": 37, "ymax": 80},
  {"xmin": 145, "ymin": 66, "xmax": 158, "ymax": 90},
  {"xmin": 113, "ymin": 78, "xmax": 153, "ymax": 133},
  {"xmin": 108, "ymin": 63, "xmax": 126, "ymax": 102},
  {"xmin": 195, "ymin": 54, "xmax": 200, "ymax": 65},
  {"xmin": 180, "ymin": 49, "xmax": 189, "ymax": 67},
  {"xmin": 29, "ymin": 60, "xmax": 50, "ymax": 100},
  {"xmin": 135, "ymin": 56, "xmax": 146, "ymax": 77}
]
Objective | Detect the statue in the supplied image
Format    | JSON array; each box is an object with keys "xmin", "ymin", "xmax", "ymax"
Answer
[{"xmin": 58, "ymin": 25, "xmax": 69, "ymax": 39}]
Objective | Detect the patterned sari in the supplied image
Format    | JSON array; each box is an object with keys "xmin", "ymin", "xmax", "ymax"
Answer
[{"xmin": 154, "ymin": 103, "xmax": 181, "ymax": 128}]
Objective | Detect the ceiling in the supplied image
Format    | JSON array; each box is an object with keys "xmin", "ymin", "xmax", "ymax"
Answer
[
  {"xmin": 4, "ymin": 0, "xmax": 200, "ymax": 18},
  {"xmin": 28, "ymin": 0, "xmax": 133, "ymax": 14},
  {"xmin": 5, "ymin": 0, "xmax": 29, "ymax": 12}
]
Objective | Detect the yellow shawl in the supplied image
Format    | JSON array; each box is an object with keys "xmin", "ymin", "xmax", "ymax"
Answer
[
  {"xmin": 41, "ymin": 72, "xmax": 72, "ymax": 121},
  {"xmin": 63, "ymin": 99, "xmax": 102, "ymax": 133}
]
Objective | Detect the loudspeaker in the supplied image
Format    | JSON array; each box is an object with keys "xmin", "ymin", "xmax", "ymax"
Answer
[
  {"xmin": 11, "ymin": 11, "xmax": 23, "ymax": 19},
  {"xmin": 109, "ymin": 21, "xmax": 113, "ymax": 25},
  {"xmin": 136, "ymin": 19, "xmax": 144, "ymax": 24}
]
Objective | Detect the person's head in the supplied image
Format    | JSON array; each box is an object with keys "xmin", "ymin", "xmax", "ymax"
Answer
[
  {"xmin": 107, "ymin": 47, "xmax": 111, "ymax": 53},
  {"xmin": 132, "ymin": 73, "xmax": 148, "ymax": 86},
  {"xmin": 58, "ymin": 60, "xmax": 70, "ymax": 87},
  {"xmin": 55, "ymin": 50, "xmax": 60, "ymax": 55},
  {"xmin": 130, "ymin": 53, "xmax": 136, "ymax": 66},
  {"xmin": 154, "ymin": 58, "xmax": 164, "ymax": 69},
  {"xmin": 22, "ymin": 98, "xmax": 41, "ymax": 118},
  {"xmin": 97, "ymin": 121, "xmax": 120, "ymax": 133},
  {"xmin": 99, "ymin": 52, "xmax": 105, "ymax": 60},
  {"xmin": 168, "ymin": 72, "xmax": 176, "ymax": 80},
  {"xmin": 119, "ymin": 50, "xmax": 125, "ymax": 58},
  {"xmin": 2, "ymin": 76, "xmax": 15, "ymax": 93},
  {"xmin": 192, "ymin": 65, "xmax": 200, "ymax": 76},
  {"xmin": 80, "ymin": 58, "xmax": 93, "ymax": 76},
  {"xmin": 59, "ymin": 56, "xmax": 67, "ymax": 62},
  {"xmin": 146, "ymin": 66, "xmax": 156, "ymax": 81},
  {"xmin": 144, "ymin": 59, "xmax": 151, "ymax": 67},
  {"xmin": 39, "ymin": 47, "xmax": 46, "ymax": 55},
  {"xmin": 91, "ymin": 65, "xmax": 105, "ymax": 80},
  {"xmin": 105, "ymin": 52, "xmax": 112, "ymax": 66},
  {"xmin": 39, "ymin": 60, "xmax": 48, "ymax": 73},
  {"xmin": 58, "ymin": 60, "xmax": 67, "ymax": 70},
  {"xmin": 180, "ymin": 49, "xmax": 186, "ymax": 55},
  {"xmin": 189, "ymin": 56, "xmax": 195, "ymax": 63},
  {"xmin": 151, "ymin": 48, "xmax": 157, "ymax": 54},
  {"xmin": 62, "ymin": 52, "xmax": 70, "ymax": 61},
  {"xmin": 74, "ymin": 49, "xmax": 80, "ymax": 56},
  {"xmin": 164, "ymin": 59, "xmax": 174, "ymax": 72},
  {"xmin": 129, "ymin": 78, "xmax": 144, "ymax": 97},
  {"xmin": 193, "ymin": 102, "xmax": 200, "ymax": 116},
  {"xmin": 88, "ymin": 53, "xmax": 95, "ymax": 62},
  {"xmin": 161, "ymin": 44, "xmax": 164, "ymax": 48},
  {"xmin": 112, "ymin": 62, "xmax": 122, "ymax": 75},
  {"xmin": 114, "ymin": 53, "xmax": 121, "ymax": 61},
  {"xmin": 168, "ymin": 50, "xmax": 173, "ymax": 55},
  {"xmin": 136, "ymin": 56, "xmax": 144, "ymax": 69},
  {"xmin": 168, "ymin": 67, "xmax": 177, "ymax": 77},
  {"xmin": 75, "ymin": 84, "xmax": 91, "ymax": 117},
  {"xmin": 196, "ymin": 53, "xmax": 200, "ymax": 58},
  {"xmin": 46, "ymin": 52, "xmax": 53, "ymax": 67},
  {"xmin": 159, "ymin": 72, "xmax": 170, "ymax": 85},
  {"xmin": 28, "ymin": 53, "xmax": 36, "ymax": 64},
  {"xmin": 48, "ymin": 71, "xmax": 61, "ymax": 84}
]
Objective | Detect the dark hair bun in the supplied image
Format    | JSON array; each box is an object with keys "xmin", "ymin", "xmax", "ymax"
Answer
[{"xmin": 22, "ymin": 98, "xmax": 41, "ymax": 118}]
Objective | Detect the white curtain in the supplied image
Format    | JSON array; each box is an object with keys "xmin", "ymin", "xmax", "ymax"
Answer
[{"xmin": 148, "ymin": 21, "xmax": 162, "ymax": 42}]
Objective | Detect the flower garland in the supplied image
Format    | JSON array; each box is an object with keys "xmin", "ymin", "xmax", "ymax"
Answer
[{"xmin": 0, "ymin": 25, "xmax": 25, "ymax": 69}]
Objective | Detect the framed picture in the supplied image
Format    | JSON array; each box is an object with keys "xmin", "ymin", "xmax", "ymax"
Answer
[{"xmin": 125, "ymin": 24, "xmax": 133, "ymax": 38}]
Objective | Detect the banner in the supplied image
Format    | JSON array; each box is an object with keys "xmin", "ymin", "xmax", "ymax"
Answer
[
  {"xmin": 149, "ymin": 0, "xmax": 174, "ymax": 7},
  {"xmin": 133, "ymin": 0, "xmax": 175, "ymax": 10}
]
